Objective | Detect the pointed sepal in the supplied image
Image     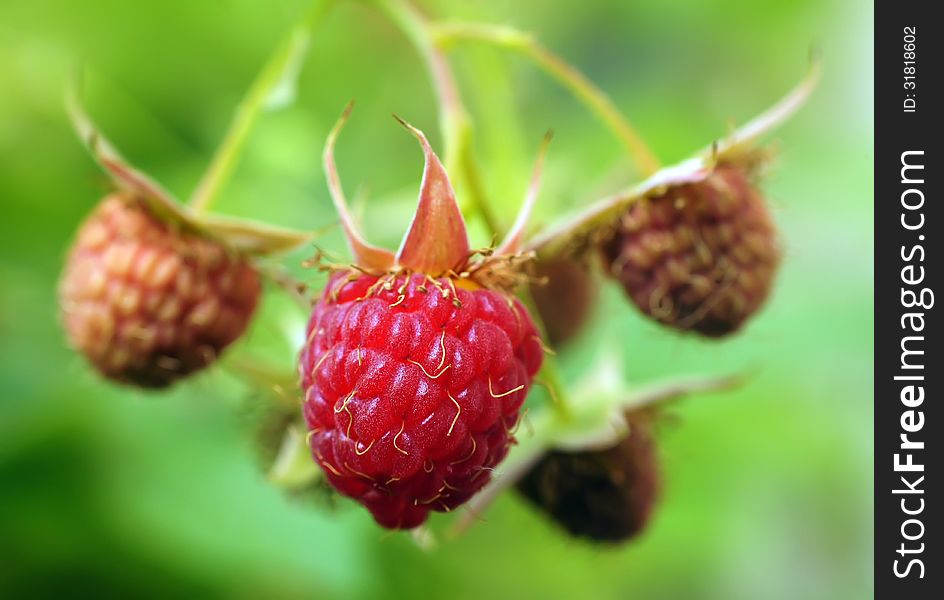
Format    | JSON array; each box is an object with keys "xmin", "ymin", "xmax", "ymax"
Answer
[
  {"xmin": 268, "ymin": 424, "xmax": 323, "ymax": 489},
  {"xmin": 393, "ymin": 116, "xmax": 471, "ymax": 275},
  {"xmin": 495, "ymin": 131, "xmax": 553, "ymax": 256},
  {"xmin": 526, "ymin": 57, "xmax": 820, "ymax": 259},
  {"xmin": 66, "ymin": 82, "xmax": 192, "ymax": 225},
  {"xmin": 712, "ymin": 51, "xmax": 821, "ymax": 162},
  {"xmin": 323, "ymin": 103, "xmax": 396, "ymax": 272},
  {"xmin": 67, "ymin": 84, "xmax": 316, "ymax": 256},
  {"xmin": 196, "ymin": 213, "xmax": 319, "ymax": 256}
]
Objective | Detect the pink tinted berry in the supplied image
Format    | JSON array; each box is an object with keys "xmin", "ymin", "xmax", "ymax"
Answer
[{"xmin": 59, "ymin": 194, "xmax": 260, "ymax": 387}]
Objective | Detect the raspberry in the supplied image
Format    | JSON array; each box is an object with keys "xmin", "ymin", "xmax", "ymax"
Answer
[
  {"xmin": 59, "ymin": 194, "xmax": 261, "ymax": 387},
  {"xmin": 601, "ymin": 164, "xmax": 780, "ymax": 337},
  {"xmin": 517, "ymin": 416, "xmax": 660, "ymax": 543},
  {"xmin": 300, "ymin": 108, "xmax": 547, "ymax": 528},
  {"xmin": 529, "ymin": 257, "xmax": 597, "ymax": 346},
  {"xmin": 300, "ymin": 272, "xmax": 543, "ymax": 528}
]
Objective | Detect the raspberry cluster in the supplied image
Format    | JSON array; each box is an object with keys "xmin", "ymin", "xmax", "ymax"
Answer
[
  {"xmin": 59, "ymin": 195, "xmax": 260, "ymax": 387},
  {"xmin": 300, "ymin": 271, "xmax": 543, "ymax": 528}
]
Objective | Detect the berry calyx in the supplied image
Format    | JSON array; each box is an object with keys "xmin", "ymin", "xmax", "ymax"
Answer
[
  {"xmin": 601, "ymin": 163, "xmax": 780, "ymax": 337},
  {"xmin": 300, "ymin": 106, "xmax": 547, "ymax": 528}
]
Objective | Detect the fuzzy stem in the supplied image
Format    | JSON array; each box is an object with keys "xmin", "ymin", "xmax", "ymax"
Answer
[
  {"xmin": 449, "ymin": 441, "xmax": 546, "ymax": 537},
  {"xmin": 189, "ymin": 0, "xmax": 332, "ymax": 214},
  {"xmin": 620, "ymin": 373, "xmax": 745, "ymax": 412},
  {"xmin": 224, "ymin": 358, "xmax": 300, "ymax": 410},
  {"xmin": 370, "ymin": 0, "xmax": 500, "ymax": 235},
  {"xmin": 526, "ymin": 183, "xmax": 643, "ymax": 259},
  {"xmin": 433, "ymin": 21, "xmax": 661, "ymax": 177}
]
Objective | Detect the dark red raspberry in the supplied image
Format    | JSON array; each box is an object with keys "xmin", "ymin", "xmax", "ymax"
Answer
[
  {"xmin": 300, "ymin": 272, "xmax": 543, "ymax": 528},
  {"xmin": 59, "ymin": 194, "xmax": 261, "ymax": 387},
  {"xmin": 529, "ymin": 257, "xmax": 597, "ymax": 346},
  {"xmin": 601, "ymin": 164, "xmax": 780, "ymax": 337},
  {"xmin": 516, "ymin": 415, "xmax": 661, "ymax": 543}
]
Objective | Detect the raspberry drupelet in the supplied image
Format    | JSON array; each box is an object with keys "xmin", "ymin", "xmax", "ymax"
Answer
[{"xmin": 300, "ymin": 106, "xmax": 548, "ymax": 528}]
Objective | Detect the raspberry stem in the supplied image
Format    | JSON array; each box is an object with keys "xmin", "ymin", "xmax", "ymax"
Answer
[
  {"xmin": 524, "ymin": 57, "xmax": 820, "ymax": 261},
  {"xmin": 432, "ymin": 22, "xmax": 662, "ymax": 178},
  {"xmin": 370, "ymin": 0, "xmax": 500, "ymax": 236},
  {"xmin": 188, "ymin": 0, "xmax": 332, "ymax": 214},
  {"xmin": 361, "ymin": 6, "xmax": 580, "ymax": 430},
  {"xmin": 450, "ymin": 371, "xmax": 741, "ymax": 536},
  {"xmin": 619, "ymin": 373, "xmax": 744, "ymax": 412}
]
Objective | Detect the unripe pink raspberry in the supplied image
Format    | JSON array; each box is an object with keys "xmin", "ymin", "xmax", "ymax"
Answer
[
  {"xmin": 299, "ymin": 107, "xmax": 547, "ymax": 528},
  {"xmin": 60, "ymin": 194, "xmax": 260, "ymax": 387},
  {"xmin": 60, "ymin": 93, "xmax": 314, "ymax": 388}
]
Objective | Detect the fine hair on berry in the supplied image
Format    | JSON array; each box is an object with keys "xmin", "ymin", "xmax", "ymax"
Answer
[
  {"xmin": 299, "ymin": 107, "xmax": 548, "ymax": 528},
  {"xmin": 301, "ymin": 271, "xmax": 543, "ymax": 528}
]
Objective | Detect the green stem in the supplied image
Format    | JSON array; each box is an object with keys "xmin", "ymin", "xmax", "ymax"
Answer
[
  {"xmin": 537, "ymin": 356, "xmax": 575, "ymax": 422},
  {"xmin": 189, "ymin": 0, "xmax": 332, "ymax": 214},
  {"xmin": 433, "ymin": 22, "xmax": 661, "ymax": 178},
  {"xmin": 451, "ymin": 369, "xmax": 742, "ymax": 536},
  {"xmin": 370, "ymin": 0, "xmax": 500, "ymax": 235}
]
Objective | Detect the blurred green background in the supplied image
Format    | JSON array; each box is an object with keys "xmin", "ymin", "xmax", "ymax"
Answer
[{"xmin": 0, "ymin": 0, "xmax": 872, "ymax": 598}]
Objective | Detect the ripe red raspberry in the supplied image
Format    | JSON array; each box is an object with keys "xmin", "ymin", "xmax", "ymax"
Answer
[
  {"xmin": 529, "ymin": 257, "xmax": 597, "ymax": 346},
  {"xmin": 301, "ymin": 272, "xmax": 542, "ymax": 528},
  {"xmin": 59, "ymin": 194, "xmax": 261, "ymax": 387},
  {"xmin": 601, "ymin": 164, "xmax": 780, "ymax": 337},
  {"xmin": 300, "ymin": 107, "xmax": 547, "ymax": 528},
  {"xmin": 516, "ymin": 415, "xmax": 661, "ymax": 543}
]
